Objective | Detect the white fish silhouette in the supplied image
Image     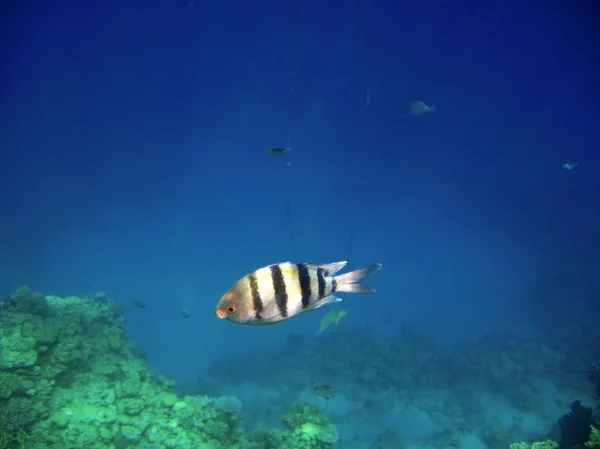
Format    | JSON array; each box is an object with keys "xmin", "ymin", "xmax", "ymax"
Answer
[
  {"xmin": 409, "ymin": 100, "xmax": 437, "ymax": 116},
  {"xmin": 562, "ymin": 161, "xmax": 579, "ymax": 170}
]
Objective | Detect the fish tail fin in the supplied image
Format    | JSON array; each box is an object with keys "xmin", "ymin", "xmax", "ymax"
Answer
[{"xmin": 334, "ymin": 263, "xmax": 382, "ymax": 294}]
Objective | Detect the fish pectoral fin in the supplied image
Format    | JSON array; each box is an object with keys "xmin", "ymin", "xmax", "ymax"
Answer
[{"xmin": 312, "ymin": 295, "xmax": 342, "ymax": 310}]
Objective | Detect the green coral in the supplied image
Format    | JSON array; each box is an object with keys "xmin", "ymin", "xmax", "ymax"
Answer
[
  {"xmin": 293, "ymin": 421, "xmax": 339, "ymax": 445},
  {"xmin": 49, "ymin": 409, "xmax": 70, "ymax": 428},
  {"xmin": 0, "ymin": 286, "xmax": 343, "ymax": 449},
  {"xmin": 510, "ymin": 440, "xmax": 558, "ymax": 449},
  {"xmin": 0, "ymin": 396, "xmax": 39, "ymax": 432},
  {"xmin": 239, "ymin": 402, "xmax": 338, "ymax": 449},
  {"xmin": 8, "ymin": 286, "xmax": 50, "ymax": 315},
  {"xmin": 0, "ymin": 325, "xmax": 38, "ymax": 369},
  {"xmin": 0, "ymin": 286, "xmax": 253, "ymax": 449},
  {"xmin": 0, "ymin": 371, "xmax": 22, "ymax": 399},
  {"xmin": 510, "ymin": 425, "xmax": 600, "ymax": 449},
  {"xmin": 586, "ymin": 426, "xmax": 600, "ymax": 449},
  {"xmin": 282, "ymin": 402, "xmax": 330, "ymax": 429},
  {"xmin": 275, "ymin": 402, "xmax": 338, "ymax": 448}
]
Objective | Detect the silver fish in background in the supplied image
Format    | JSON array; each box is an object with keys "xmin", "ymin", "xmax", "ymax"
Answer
[
  {"xmin": 562, "ymin": 161, "xmax": 579, "ymax": 170},
  {"xmin": 409, "ymin": 100, "xmax": 437, "ymax": 116},
  {"xmin": 214, "ymin": 261, "xmax": 382, "ymax": 325},
  {"xmin": 268, "ymin": 147, "xmax": 291, "ymax": 156}
]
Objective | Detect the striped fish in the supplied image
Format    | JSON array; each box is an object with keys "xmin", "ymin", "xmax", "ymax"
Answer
[{"xmin": 214, "ymin": 261, "xmax": 382, "ymax": 325}]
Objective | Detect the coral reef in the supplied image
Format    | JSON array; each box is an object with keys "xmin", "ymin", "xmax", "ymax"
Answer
[
  {"xmin": 0, "ymin": 287, "xmax": 338, "ymax": 449},
  {"xmin": 509, "ymin": 440, "xmax": 558, "ymax": 449},
  {"xmin": 204, "ymin": 323, "xmax": 600, "ymax": 448},
  {"xmin": 510, "ymin": 425, "xmax": 600, "ymax": 449},
  {"xmin": 588, "ymin": 426, "xmax": 600, "ymax": 448},
  {"xmin": 244, "ymin": 402, "xmax": 337, "ymax": 449},
  {"xmin": 510, "ymin": 399, "xmax": 600, "ymax": 449}
]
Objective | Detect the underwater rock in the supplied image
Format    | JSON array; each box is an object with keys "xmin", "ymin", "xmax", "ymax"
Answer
[{"xmin": 558, "ymin": 400, "xmax": 598, "ymax": 449}]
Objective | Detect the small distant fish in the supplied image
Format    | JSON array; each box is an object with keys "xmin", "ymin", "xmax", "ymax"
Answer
[
  {"xmin": 409, "ymin": 100, "xmax": 436, "ymax": 116},
  {"xmin": 268, "ymin": 147, "xmax": 291, "ymax": 156},
  {"xmin": 313, "ymin": 384, "xmax": 335, "ymax": 400},
  {"xmin": 132, "ymin": 300, "xmax": 146, "ymax": 309},
  {"xmin": 562, "ymin": 161, "xmax": 579, "ymax": 170},
  {"xmin": 316, "ymin": 308, "xmax": 347, "ymax": 336},
  {"xmin": 214, "ymin": 261, "xmax": 382, "ymax": 325},
  {"xmin": 179, "ymin": 308, "xmax": 190, "ymax": 318}
]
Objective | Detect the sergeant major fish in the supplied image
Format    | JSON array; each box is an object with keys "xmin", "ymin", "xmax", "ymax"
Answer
[{"xmin": 214, "ymin": 261, "xmax": 382, "ymax": 325}]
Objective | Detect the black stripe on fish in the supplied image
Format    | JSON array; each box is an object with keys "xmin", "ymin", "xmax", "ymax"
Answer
[
  {"xmin": 331, "ymin": 277, "xmax": 337, "ymax": 293},
  {"xmin": 317, "ymin": 268, "xmax": 327, "ymax": 300},
  {"xmin": 248, "ymin": 273, "xmax": 263, "ymax": 319},
  {"xmin": 297, "ymin": 263, "xmax": 312, "ymax": 309},
  {"xmin": 270, "ymin": 264, "xmax": 288, "ymax": 318}
]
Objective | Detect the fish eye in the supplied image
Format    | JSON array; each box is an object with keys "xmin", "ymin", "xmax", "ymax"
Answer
[{"xmin": 226, "ymin": 305, "xmax": 236, "ymax": 314}]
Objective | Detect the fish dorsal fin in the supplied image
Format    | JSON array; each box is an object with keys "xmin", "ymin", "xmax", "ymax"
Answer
[{"xmin": 318, "ymin": 261, "xmax": 347, "ymax": 275}]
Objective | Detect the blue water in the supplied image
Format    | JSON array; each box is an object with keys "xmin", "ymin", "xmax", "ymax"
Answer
[{"xmin": 1, "ymin": 1, "xmax": 599, "ymax": 447}]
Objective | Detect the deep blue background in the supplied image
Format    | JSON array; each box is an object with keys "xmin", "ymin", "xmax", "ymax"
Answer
[{"xmin": 1, "ymin": 0, "xmax": 599, "ymax": 382}]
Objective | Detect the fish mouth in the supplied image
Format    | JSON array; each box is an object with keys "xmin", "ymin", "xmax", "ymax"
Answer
[{"xmin": 214, "ymin": 308, "xmax": 227, "ymax": 319}]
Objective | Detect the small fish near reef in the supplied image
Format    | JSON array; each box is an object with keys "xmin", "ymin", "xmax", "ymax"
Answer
[
  {"xmin": 313, "ymin": 384, "xmax": 335, "ymax": 401},
  {"xmin": 214, "ymin": 261, "xmax": 382, "ymax": 325},
  {"xmin": 316, "ymin": 308, "xmax": 347, "ymax": 336},
  {"xmin": 132, "ymin": 300, "xmax": 146, "ymax": 309},
  {"xmin": 409, "ymin": 100, "xmax": 436, "ymax": 116},
  {"xmin": 268, "ymin": 147, "xmax": 291, "ymax": 156},
  {"xmin": 179, "ymin": 308, "xmax": 190, "ymax": 318},
  {"xmin": 562, "ymin": 161, "xmax": 579, "ymax": 170}
]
